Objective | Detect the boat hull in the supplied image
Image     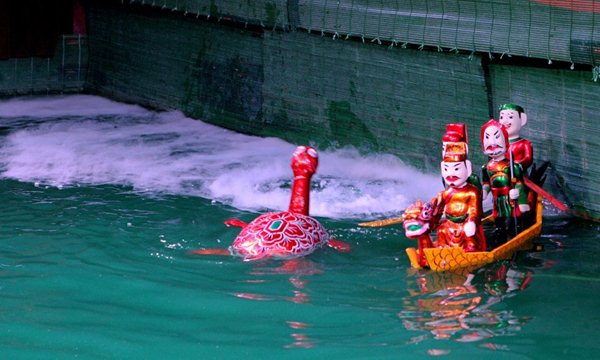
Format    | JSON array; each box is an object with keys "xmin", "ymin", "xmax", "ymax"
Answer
[{"xmin": 406, "ymin": 196, "xmax": 543, "ymax": 272}]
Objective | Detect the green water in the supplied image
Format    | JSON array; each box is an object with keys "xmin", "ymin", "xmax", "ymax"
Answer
[
  {"xmin": 0, "ymin": 96, "xmax": 599, "ymax": 359},
  {"xmin": 2, "ymin": 182, "xmax": 599, "ymax": 359}
]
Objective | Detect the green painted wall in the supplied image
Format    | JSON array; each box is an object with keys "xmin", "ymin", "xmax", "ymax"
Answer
[
  {"xmin": 260, "ymin": 31, "xmax": 489, "ymax": 171},
  {"xmin": 85, "ymin": 1, "xmax": 600, "ymax": 219},
  {"xmin": 490, "ymin": 65, "xmax": 600, "ymax": 218}
]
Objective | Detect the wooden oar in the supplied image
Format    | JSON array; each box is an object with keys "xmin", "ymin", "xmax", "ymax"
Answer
[
  {"xmin": 524, "ymin": 175, "xmax": 600, "ymax": 221},
  {"xmin": 358, "ymin": 216, "xmax": 404, "ymax": 227},
  {"xmin": 360, "ymin": 211, "xmax": 495, "ymax": 227},
  {"xmin": 523, "ymin": 177, "xmax": 569, "ymax": 211}
]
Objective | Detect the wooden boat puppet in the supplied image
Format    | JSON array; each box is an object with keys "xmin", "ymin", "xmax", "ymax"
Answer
[
  {"xmin": 360, "ymin": 120, "xmax": 548, "ymax": 273},
  {"xmin": 404, "ymin": 195, "xmax": 543, "ymax": 272}
]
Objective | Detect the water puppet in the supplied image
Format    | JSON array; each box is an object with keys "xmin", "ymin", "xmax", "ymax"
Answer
[
  {"xmin": 403, "ymin": 194, "xmax": 543, "ymax": 272},
  {"xmin": 498, "ymin": 104, "xmax": 533, "ymax": 173},
  {"xmin": 480, "ymin": 119, "xmax": 529, "ymax": 246},
  {"xmin": 191, "ymin": 145, "xmax": 351, "ymax": 261},
  {"xmin": 401, "ymin": 200, "xmax": 434, "ymax": 268},
  {"xmin": 441, "ymin": 123, "xmax": 482, "ymax": 194},
  {"xmin": 430, "ymin": 138, "xmax": 486, "ymax": 252},
  {"xmin": 498, "ymin": 103, "xmax": 551, "ymax": 226},
  {"xmin": 360, "ymin": 124, "xmax": 482, "ymax": 231},
  {"xmin": 401, "ymin": 121, "xmax": 544, "ymax": 272},
  {"xmin": 361, "ymin": 122, "xmax": 545, "ymax": 272},
  {"xmin": 402, "ymin": 132, "xmax": 486, "ymax": 263}
]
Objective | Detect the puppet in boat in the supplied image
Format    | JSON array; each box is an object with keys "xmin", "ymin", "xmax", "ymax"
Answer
[
  {"xmin": 497, "ymin": 103, "xmax": 549, "ymax": 227},
  {"xmin": 401, "ymin": 125, "xmax": 486, "ymax": 268},
  {"xmin": 400, "ymin": 117, "xmax": 549, "ymax": 270},
  {"xmin": 441, "ymin": 123, "xmax": 483, "ymax": 194},
  {"xmin": 498, "ymin": 104, "xmax": 533, "ymax": 174},
  {"xmin": 480, "ymin": 119, "xmax": 529, "ymax": 247},
  {"xmin": 190, "ymin": 145, "xmax": 351, "ymax": 261},
  {"xmin": 404, "ymin": 120, "xmax": 532, "ymax": 251},
  {"xmin": 358, "ymin": 100, "xmax": 571, "ymax": 271}
]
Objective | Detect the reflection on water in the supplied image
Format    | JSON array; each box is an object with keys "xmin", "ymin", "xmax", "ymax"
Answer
[
  {"xmin": 285, "ymin": 321, "xmax": 315, "ymax": 349},
  {"xmin": 399, "ymin": 261, "xmax": 534, "ymax": 345},
  {"xmin": 232, "ymin": 258, "xmax": 322, "ymax": 304},
  {"xmin": 231, "ymin": 258, "xmax": 323, "ymax": 348}
]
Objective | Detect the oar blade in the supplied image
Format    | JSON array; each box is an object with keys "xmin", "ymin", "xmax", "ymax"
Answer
[{"xmin": 523, "ymin": 177, "xmax": 569, "ymax": 212}]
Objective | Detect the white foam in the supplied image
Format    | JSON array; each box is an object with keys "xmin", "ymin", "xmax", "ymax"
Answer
[{"xmin": 0, "ymin": 95, "xmax": 442, "ymax": 219}]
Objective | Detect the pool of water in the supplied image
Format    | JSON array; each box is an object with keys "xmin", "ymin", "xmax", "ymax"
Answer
[{"xmin": 0, "ymin": 96, "xmax": 598, "ymax": 359}]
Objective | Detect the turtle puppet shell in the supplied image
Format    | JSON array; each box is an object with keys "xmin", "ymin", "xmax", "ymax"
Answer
[{"xmin": 229, "ymin": 212, "xmax": 330, "ymax": 260}]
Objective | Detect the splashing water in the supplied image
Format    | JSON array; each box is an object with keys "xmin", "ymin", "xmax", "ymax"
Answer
[{"xmin": 0, "ymin": 95, "xmax": 440, "ymax": 219}]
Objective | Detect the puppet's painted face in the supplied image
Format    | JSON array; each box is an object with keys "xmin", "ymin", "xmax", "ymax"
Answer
[
  {"xmin": 441, "ymin": 161, "xmax": 470, "ymax": 187},
  {"xmin": 483, "ymin": 124, "xmax": 507, "ymax": 158},
  {"xmin": 499, "ymin": 109, "xmax": 523, "ymax": 138},
  {"xmin": 402, "ymin": 200, "xmax": 433, "ymax": 238}
]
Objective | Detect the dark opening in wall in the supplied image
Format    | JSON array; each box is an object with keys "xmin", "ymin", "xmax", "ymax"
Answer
[{"xmin": 0, "ymin": 0, "xmax": 85, "ymax": 60}]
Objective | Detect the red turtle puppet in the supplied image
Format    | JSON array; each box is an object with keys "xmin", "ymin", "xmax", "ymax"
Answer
[{"xmin": 191, "ymin": 146, "xmax": 351, "ymax": 260}]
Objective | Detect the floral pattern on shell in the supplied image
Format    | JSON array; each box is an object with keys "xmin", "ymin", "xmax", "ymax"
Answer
[{"xmin": 230, "ymin": 212, "xmax": 330, "ymax": 261}]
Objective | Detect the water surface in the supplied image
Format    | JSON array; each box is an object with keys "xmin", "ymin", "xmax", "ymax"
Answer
[{"xmin": 0, "ymin": 96, "xmax": 598, "ymax": 359}]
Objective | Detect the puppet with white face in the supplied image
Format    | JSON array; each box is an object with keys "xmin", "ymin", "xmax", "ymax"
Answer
[
  {"xmin": 441, "ymin": 159, "xmax": 471, "ymax": 188},
  {"xmin": 498, "ymin": 104, "xmax": 533, "ymax": 172},
  {"xmin": 482, "ymin": 121, "xmax": 509, "ymax": 160},
  {"xmin": 480, "ymin": 119, "xmax": 529, "ymax": 245},
  {"xmin": 426, "ymin": 141, "xmax": 485, "ymax": 252}
]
